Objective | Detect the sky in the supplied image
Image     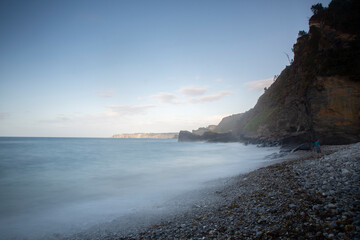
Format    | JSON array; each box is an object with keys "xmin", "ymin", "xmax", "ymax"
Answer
[{"xmin": 0, "ymin": 0, "xmax": 331, "ymax": 137}]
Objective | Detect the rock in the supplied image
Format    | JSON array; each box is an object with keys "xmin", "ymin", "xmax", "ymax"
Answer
[
  {"xmin": 289, "ymin": 204, "xmax": 296, "ymax": 209},
  {"xmin": 177, "ymin": 131, "xmax": 203, "ymax": 142},
  {"xmin": 327, "ymin": 203, "xmax": 336, "ymax": 209},
  {"xmin": 178, "ymin": 130, "xmax": 238, "ymax": 142}
]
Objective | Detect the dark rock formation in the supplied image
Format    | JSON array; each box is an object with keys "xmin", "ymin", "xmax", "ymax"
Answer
[
  {"xmin": 178, "ymin": 130, "xmax": 237, "ymax": 142},
  {"xmin": 180, "ymin": 0, "xmax": 359, "ymax": 145},
  {"xmin": 191, "ymin": 125, "xmax": 217, "ymax": 136},
  {"xmin": 178, "ymin": 131, "xmax": 203, "ymax": 142}
]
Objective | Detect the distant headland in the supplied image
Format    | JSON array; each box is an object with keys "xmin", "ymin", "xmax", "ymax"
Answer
[{"xmin": 112, "ymin": 133, "xmax": 178, "ymax": 139}]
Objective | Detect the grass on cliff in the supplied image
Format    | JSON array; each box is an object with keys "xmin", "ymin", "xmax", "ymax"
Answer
[{"xmin": 244, "ymin": 106, "xmax": 278, "ymax": 132}]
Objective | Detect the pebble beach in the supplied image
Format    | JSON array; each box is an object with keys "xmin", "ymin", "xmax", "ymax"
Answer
[{"xmin": 66, "ymin": 143, "xmax": 360, "ymax": 240}]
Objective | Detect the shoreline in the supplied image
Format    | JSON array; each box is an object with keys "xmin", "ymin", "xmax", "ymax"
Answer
[{"xmin": 64, "ymin": 143, "xmax": 359, "ymax": 239}]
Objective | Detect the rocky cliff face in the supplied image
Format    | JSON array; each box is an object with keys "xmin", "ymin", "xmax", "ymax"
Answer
[
  {"xmin": 191, "ymin": 125, "xmax": 217, "ymax": 136},
  {"xmin": 235, "ymin": 0, "xmax": 360, "ymax": 145},
  {"xmin": 215, "ymin": 114, "xmax": 243, "ymax": 133},
  {"xmin": 179, "ymin": 0, "xmax": 360, "ymax": 144}
]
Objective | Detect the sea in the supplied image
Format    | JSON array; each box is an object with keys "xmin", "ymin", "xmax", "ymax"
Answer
[{"xmin": 0, "ymin": 137, "xmax": 279, "ymax": 239}]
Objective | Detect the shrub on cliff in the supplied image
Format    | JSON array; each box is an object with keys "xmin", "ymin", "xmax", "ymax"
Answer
[
  {"xmin": 297, "ymin": 30, "xmax": 308, "ymax": 38},
  {"xmin": 311, "ymin": 3, "xmax": 324, "ymax": 15}
]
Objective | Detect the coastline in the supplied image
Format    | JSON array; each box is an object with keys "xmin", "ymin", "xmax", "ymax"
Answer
[{"xmin": 64, "ymin": 143, "xmax": 359, "ymax": 240}]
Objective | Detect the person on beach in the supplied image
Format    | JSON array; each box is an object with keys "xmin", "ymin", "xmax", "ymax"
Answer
[{"xmin": 314, "ymin": 140, "xmax": 322, "ymax": 159}]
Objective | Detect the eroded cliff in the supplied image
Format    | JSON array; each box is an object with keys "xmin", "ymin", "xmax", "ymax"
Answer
[{"xmin": 179, "ymin": 0, "xmax": 360, "ymax": 144}]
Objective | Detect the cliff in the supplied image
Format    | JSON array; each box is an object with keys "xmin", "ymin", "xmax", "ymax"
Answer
[
  {"xmin": 113, "ymin": 133, "xmax": 178, "ymax": 139},
  {"xmin": 179, "ymin": 0, "xmax": 360, "ymax": 145},
  {"xmin": 191, "ymin": 125, "xmax": 217, "ymax": 136}
]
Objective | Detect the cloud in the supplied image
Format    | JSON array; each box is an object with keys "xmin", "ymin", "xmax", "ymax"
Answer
[
  {"xmin": 53, "ymin": 115, "xmax": 71, "ymax": 122},
  {"xmin": 39, "ymin": 114, "xmax": 73, "ymax": 124},
  {"xmin": 244, "ymin": 78, "xmax": 273, "ymax": 91},
  {"xmin": 40, "ymin": 105, "xmax": 155, "ymax": 126},
  {"xmin": 106, "ymin": 105, "xmax": 155, "ymax": 116},
  {"xmin": 153, "ymin": 87, "xmax": 230, "ymax": 105},
  {"xmin": 153, "ymin": 92, "xmax": 178, "ymax": 104},
  {"xmin": 153, "ymin": 93, "xmax": 189, "ymax": 105},
  {"xmin": 216, "ymin": 78, "xmax": 223, "ymax": 82},
  {"xmin": 98, "ymin": 89, "xmax": 115, "ymax": 98},
  {"xmin": 178, "ymin": 86, "xmax": 208, "ymax": 97},
  {"xmin": 0, "ymin": 113, "xmax": 9, "ymax": 120},
  {"xmin": 190, "ymin": 91, "xmax": 231, "ymax": 103}
]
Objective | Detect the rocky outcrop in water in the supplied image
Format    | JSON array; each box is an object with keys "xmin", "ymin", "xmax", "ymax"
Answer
[
  {"xmin": 178, "ymin": 130, "xmax": 237, "ymax": 142},
  {"xmin": 178, "ymin": 125, "xmax": 238, "ymax": 142}
]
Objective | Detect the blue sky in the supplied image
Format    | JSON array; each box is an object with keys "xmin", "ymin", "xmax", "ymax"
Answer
[{"xmin": 0, "ymin": 0, "xmax": 331, "ymax": 137}]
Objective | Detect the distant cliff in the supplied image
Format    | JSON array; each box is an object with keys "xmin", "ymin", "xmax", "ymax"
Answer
[
  {"xmin": 113, "ymin": 133, "xmax": 178, "ymax": 139},
  {"xmin": 179, "ymin": 0, "xmax": 360, "ymax": 145}
]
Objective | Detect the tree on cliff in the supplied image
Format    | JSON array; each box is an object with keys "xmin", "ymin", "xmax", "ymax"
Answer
[
  {"xmin": 297, "ymin": 30, "xmax": 308, "ymax": 38},
  {"xmin": 311, "ymin": 3, "xmax": 324, "ymax": 15}
]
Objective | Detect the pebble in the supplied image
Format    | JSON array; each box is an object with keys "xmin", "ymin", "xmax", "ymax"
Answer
[{"xmin": 289, "ymin": 203, "xmax": 296, "ymax": 209}]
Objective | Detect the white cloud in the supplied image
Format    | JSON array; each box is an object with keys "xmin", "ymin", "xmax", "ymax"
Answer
[
  {"xmin": 38, "ymin": 114, "xmax": 74, "ymax": 129},
  {"xmin": 0, "ymin": 113, "xmax": 9, "ymax": 120},
  {"xmin": 190, "ymin": 91, "xmax": 231, "ymax": 103},
  {"xmin": 216, "ymin": 78, "xmax": 223, "ymax": 82},
  {"xmin": 153, "ymin": 86, "xmax": 231, "ymax": 105},
  {"xmin": 98, "ymin": 89, "xmax": 115, "ymax": 97},
  {"xmin": 244, "ymin": 78, "xmax": 273, "ymax": 91},
  {"xmin": 41, "ymin": 105, "xmax": 155, "ymax": 126},
  {"xmin": 178, "ymin": 86, "xmax": 208, "ymax": 97},
  {"xmin": 153, "ymin": 92, "xmax": 178, "ymax": 104},
  {"xmin": 106, "ymin": 105, "xmax": 155, "ymax": 116}
]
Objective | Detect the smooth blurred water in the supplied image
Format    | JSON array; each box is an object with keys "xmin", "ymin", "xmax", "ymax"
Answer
[{"xmin": 0, "ymin": 137, "xmax": 278, "ymax": 239}]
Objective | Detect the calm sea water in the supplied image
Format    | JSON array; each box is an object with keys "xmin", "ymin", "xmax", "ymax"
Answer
[{"xmin": 0, "ymin": 137, "xmax": 278, "ymax": 239}]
